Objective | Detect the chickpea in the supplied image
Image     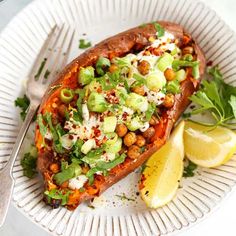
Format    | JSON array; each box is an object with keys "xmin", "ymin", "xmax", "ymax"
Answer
[
  {"xmin": 149, "ymin": 115, "xmax": 159, "ymax": 126},
  {"xmin": 163, "ymin": 93, "xmax": 175, "ymax": 108},
  {"xmin": 142, "ymin": 127, "xmax": 155, "ymax": 139},
  {"xmin": 124, "ymin": 132, "xmax": 137, "ymax": 147},
  {"xmin": 127, "ymin": 145, "xmax": 141, "ymax": 159},
  {"xmin": 109, "ymin": 64, "xmax": 118, "ymax": 73},
  {"xmin": 50, "ymin": 163, "xmax": 60, "ymax": 174},
  {"xmin": 135, "ymin": 135, "xmax": 146, "ymax": 147},
  {"xmin": 137, "ymin": 60, "xmax": 150, "ymax": 75},
  {"xmin": 164, "ymin": 68, "xmax": 176, "ymax": 81},
  {"xmin": 182, "ymin": 46, "xmax": 194, "ymax": 55},
  {"xmin": 116, "ymin": 123, "xmax": 128, "ymax": 137},
  {"xmin": 58, "ymin": 104, "xmax": 68, "ymax": 118},
  {"xmin": 131, "ymin": 85, "xmax": 145, "ymax": 96}
]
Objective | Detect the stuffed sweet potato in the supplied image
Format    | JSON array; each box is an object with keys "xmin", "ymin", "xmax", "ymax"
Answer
[{"xmin": 35, "ymin": 21, "xmax": 205, "ymax": 209}]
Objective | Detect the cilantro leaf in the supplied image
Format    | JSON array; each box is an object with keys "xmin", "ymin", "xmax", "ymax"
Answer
[
  {"xmin": 44, "ymin": 189, "xmax": 71, "ymax": 206},
  {"xmin": 153, "ymin": 23, "xmax": 165, "ymax": 37},
  {"xmin": 229, "ymin": 95, "xmax": 236, "ymax": 119},
  {"xmin": 183, "ymin": 160, "xmax": 197, "ymax": 177},
  {"xmin": 21, "ymin": 146, "xmax": 38, "ymax": 178},
  {"xmin": 79, "ymin": 39, "xmax": 92, "ymax": 49},
  {"xmin": 15, "ymin": 94, "xmax": 30, "ymax": 121}
]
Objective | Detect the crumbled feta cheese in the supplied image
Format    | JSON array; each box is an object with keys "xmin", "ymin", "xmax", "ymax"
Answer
[
  {"xmin": 68, "ymin": 175, "xmax": 88, "ymax": 190},
  {"xmin": 146, "ymin": 89, "xmax": 165, "ymax": 106},
  {"xmin": 82, "ymin": 103, "xmax": 89, "ymax": 121},
  {"xmin": 61, "ymin": 134, "xmax": 75, "ymax": 150},
  {"xmin": 140, "ymin": 122, "xmax": 150, "ymax": 132}
]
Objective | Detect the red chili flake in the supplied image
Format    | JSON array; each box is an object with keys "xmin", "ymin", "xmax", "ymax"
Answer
[
  {"xmin": 122, "ymin": 112, "xmax": 128, "ymax": 121},
  {"xmin": 68, "ymin": 134, "xmax": 74, "ymax": 140},
  {"xmin": 190, "ymin": 105, "xmax": 195, "ymax": 109},
  {"xmin": 207, "ymin": 61, "xmax": 213, "ymax": 66},
  {"xmin": 94, "ymin": 128, "xmax": 101, "ymax": 137},
  {"xmin": 72, "ymin": 124, "xmax": 76, "ymax": 129}
]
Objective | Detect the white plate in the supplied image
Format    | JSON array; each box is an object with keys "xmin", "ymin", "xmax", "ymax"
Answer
[{"xmin": 1, "ymin": 0, "xmax": 236, "ymax": 235}]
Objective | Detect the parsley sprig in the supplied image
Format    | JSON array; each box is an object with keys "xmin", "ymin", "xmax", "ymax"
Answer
[{"xmin": 188, "ymin": 66, "xmax": 236, "ymax": 128}]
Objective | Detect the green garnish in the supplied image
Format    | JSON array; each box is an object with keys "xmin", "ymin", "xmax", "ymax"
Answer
[
  {"xmin": 153, "ymin": 22, "xmax": 165, "ymax": 37},
  {"xmin": 76, "ymin": 88, "xmax": 86, "ymax": 122},
  {"xmin": 79, "ymin": 66, "xmax": 95, "ymax": 85},
  {"xmin": 172, "ymin": 60, "xmax": 200, "ymax": 79},
  {"xmin": 44, "ymin": 69, "xmax": 50, "ymax": 79},
  {"xmin": 115, "ymin": 193, "xmax": 135, "ymax": 202},
  {"xmin": 133, "ymin": 73, "xmax": 147, "ymax": 86},
  {"xmin": 96, "ymin": 57, "xmax": 111, "ymax": 75},
  {"xmin": 183, "ymin": 160, "xmax": 197, "ymax": 177},
  {"xmin": 34, "ymin": 58, "xmax": 47, "ymax": 80},
  {"xmin": 53, "ymin": 159, "xmax": 82, "ymax": 185},
  {"xmin": 87, "ymin": 92, "xmax": 108, "ymax": 113},
  {"xmin": 79, "ymin": 39, "xmax": 92, "ymax": 49},
  {"xmin": 15, "ymin": 94, "xmax": 30, "ymax": 121},
  {"xmin": 60, "ymin": 88, "xmax": 74, "ymax": 104},
  {"xmin": 189, "ymin": 66, "xmax": 236, "ymax": 128},
  {"xmin": 44, "ymin": 189, "xmax": 71, "ymax": 206},
  {"xmin": 166, "ymin": 80, "xmax": 180, "ymax": 94},
  {"xmin": 86, "ymin": 153, "xmax": 126, "ymax": 185},
  {"xmin": 21, "ymin": 146, "xmax": 38, "ymax": 178},
  {"xmin": 145, "ymin": 103, "xmax": 156, "ymax": 121},
  {"xmin": 37, "ymin": 114, "xmax": 47, "ymax": 136}
]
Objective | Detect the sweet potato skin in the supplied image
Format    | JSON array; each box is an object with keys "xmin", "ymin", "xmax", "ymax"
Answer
[{"xmin": 35, "ymin": 21, "xmax": 205, "ymax": 209}]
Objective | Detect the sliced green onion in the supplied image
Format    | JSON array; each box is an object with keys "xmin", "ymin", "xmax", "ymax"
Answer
[
  {"xmin": 172, "ymin": 60, "xmax": 199, "ymax": 71},
  {"xmin": 103, "ymin": 116, "xmax": 117, "ymax": 133},
  {"xmin": 105, "ymin": 138, "xmax": 122, "ymax": 153},
  {"xmin": 126, "ymin": 93, "xmax": 149, "ymax": 112},
  {"xmin": 96, "ymin": 57, "xmax": 111, "ymax": 75},
  {"xmin": 157, "ymin": 53, "xmax": 174, "ymax": 72},
  {"xmin": 192, "ymin": 64, "xmax": 200, "ymax": 79},
  {"xmin": 60, "ymin": 88, "xmax": 74, "ymax": 103},
  {"xmin": 78, "ymin": 66, "xmax": 95, "ymax": 85},
  {"xmin": 87, "ymin": 92, "xmax": 108, "ymax": 113},
  {"xmin": 106, "ymin": 133, "xmax": 118, "ymax": 145},
  {"xmin": 175, "ymin": 69, "xmax": 186, "ymax": 82},
  {"xmin": 146, "ymin": 71, "xmax": 166, "ymax": 91},
  {"xmin": 182, "ymin": 54, "xmax": 193, "ymax": 61},
  {"xmin": 126, "ymin": 116, "xmax": 143, "ymax": 131}
]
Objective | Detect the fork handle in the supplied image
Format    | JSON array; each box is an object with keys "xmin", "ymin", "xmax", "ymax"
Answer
[{"xmin": 0, "ymin": 104, "xmax": 38, "ymax": 227}]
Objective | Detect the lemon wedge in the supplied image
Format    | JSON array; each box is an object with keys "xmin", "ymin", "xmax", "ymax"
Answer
[
  {"xmin": 140, "ymin": 121, "xmax": 185, "ymax": 208},
  {"xmin": 184, "ymin": 121, "xmax": 236, "ymax": 167}
]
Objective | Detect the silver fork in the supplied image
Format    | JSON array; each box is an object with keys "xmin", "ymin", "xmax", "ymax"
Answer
[{"xmin": 0, "ymin": 24, "xmax": 75, "ymax": 227}]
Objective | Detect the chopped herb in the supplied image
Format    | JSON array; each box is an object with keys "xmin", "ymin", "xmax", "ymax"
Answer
[
  {"xmin": 44, "ymin": 69, "xmax": 50, "ymax": 79},
  {"xmin": 189, "ymin": 66, "xmax": 236, "ymax": 128},
  {"xmin": 79, "ymin": 39, "xmax": 92, "ymax": 49},
  {"xmin": 115, "ymin": 193, "xmax": 135, "ymax": 202},
  {"xmin": 79, "ymin": 187, "xmax": 86, "ymax": 193},
  {"xmin": 15, "ymin": 94, "xmax": 30, "ymax": 121},
  {"xmin": 76, "ymin": 89, "xmax": 86, "ymax": 120},
  {"xmin": 140, "ymin": 146, "xmax": 146, "ymax": 153},
  {"xmin": 96, "ymin": 57, "xmax": 111, "ymax": 76},
  {"xmin": 44, "ymin": 189, "xmax": 71, "ymax": 206},
  {"xmin": 153, "ymin": 22, "xmax": 165, "ymax": 37},
  {"xmin": 87, "ymin": 204, "xmax": 95, "ymax": 209},
  {"xmin": 37, "ymin": 114, "xmax": 47, "ymax": 136},
  {"xmin": 166, "ymin": 80, "xmax": 181, "ymax": 94},
  {"xmin": 21, "ymin": 146, "xmax": 38, "ymax": 178},
  {"xmin": 53, "ymin": 159, "xmax": 82, "ymax": 185},
  {"xmin": 34, "ymin": 58, "xmax": 47, "ymax": 80},
  {"xmin": 183, "ymin": 160, "xmax": 197, "ymax": 177},
  {"xmin": 145, "ymin": 103, "xmax": 156, "ymax": 121},
  {"xmin": 133, "ymin": 73, "xmax": 147, "ymax": 86}
]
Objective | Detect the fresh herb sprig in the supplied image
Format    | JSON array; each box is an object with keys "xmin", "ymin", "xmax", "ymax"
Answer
[
  {"xmin": 188, "ymin": 66, "xmax": 236, "ymax": 128},
  {"xmin": 15, "ymin": 94, "xmax": 30, "ymax": 121},
  {"xmin": 183, "ymin": 160, "xmax": 197, "ymax": 177},
  {"xmin": 79, "ymin": 39, "xmax": 92, "ymax": 49}
]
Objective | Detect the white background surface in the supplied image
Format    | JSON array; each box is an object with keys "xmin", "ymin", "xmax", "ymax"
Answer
[{"xmin": 0, "ymin": 0, "xmax": 236, "ymax": 235}]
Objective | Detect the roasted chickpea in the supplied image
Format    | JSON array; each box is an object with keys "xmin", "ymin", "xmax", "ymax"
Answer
[
  {"xmin": 58, "ymin": 104, "xmax": 68, "ymax": 118},
  {"xmin": 135, "ymin": 135, "xmax": 146, "ymax": 147},
  {"xmin": 131, "ymin": 85, "xmax": 145, "ymax": 96},
  {"xmin": 164, "ymin": 68, "xmax": 176, "ymax": 81},
  {"xmin": 142, "ymin": 127, "xmax": 155, "ymax": 139},
  {"xmin": 124, "ymin": 132, "xmax": 137, "ymax": 147},
  {"xmin": 182, "ymin": 46, "xmax": 194, "ymax": 55},
  {"xmin": 163, "ymin": 93, "xmax": 175, "ymax": 108},
  {"xmin": 50, "ymin": 163, "xmax": 60, "ymax": 174},
  {"xmin": 109, "ymin": 64, "xmax": 118, "ymax": 73},
  {"xmin": 137, "ymin": 60, "xmax": 150, "ymax": 75},
  {"xmin": 149, "ymin": 115, "xmax": 159, "ymax": 126},
  {"xmin": 116, "ymin": 123, "xmax": 128, "ymax": 137},
  {"xmin": 127, "ymin": 145, "xmax": 141, "ymax": 159}
]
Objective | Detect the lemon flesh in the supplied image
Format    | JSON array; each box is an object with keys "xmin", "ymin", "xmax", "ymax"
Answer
[
  {"xmin": 184, "ymin": 121, "xmax": 236, "ymax": 168},
  {"xmin": 140, "ymin": 121, "xmax": 185, "ymax": 208}
]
